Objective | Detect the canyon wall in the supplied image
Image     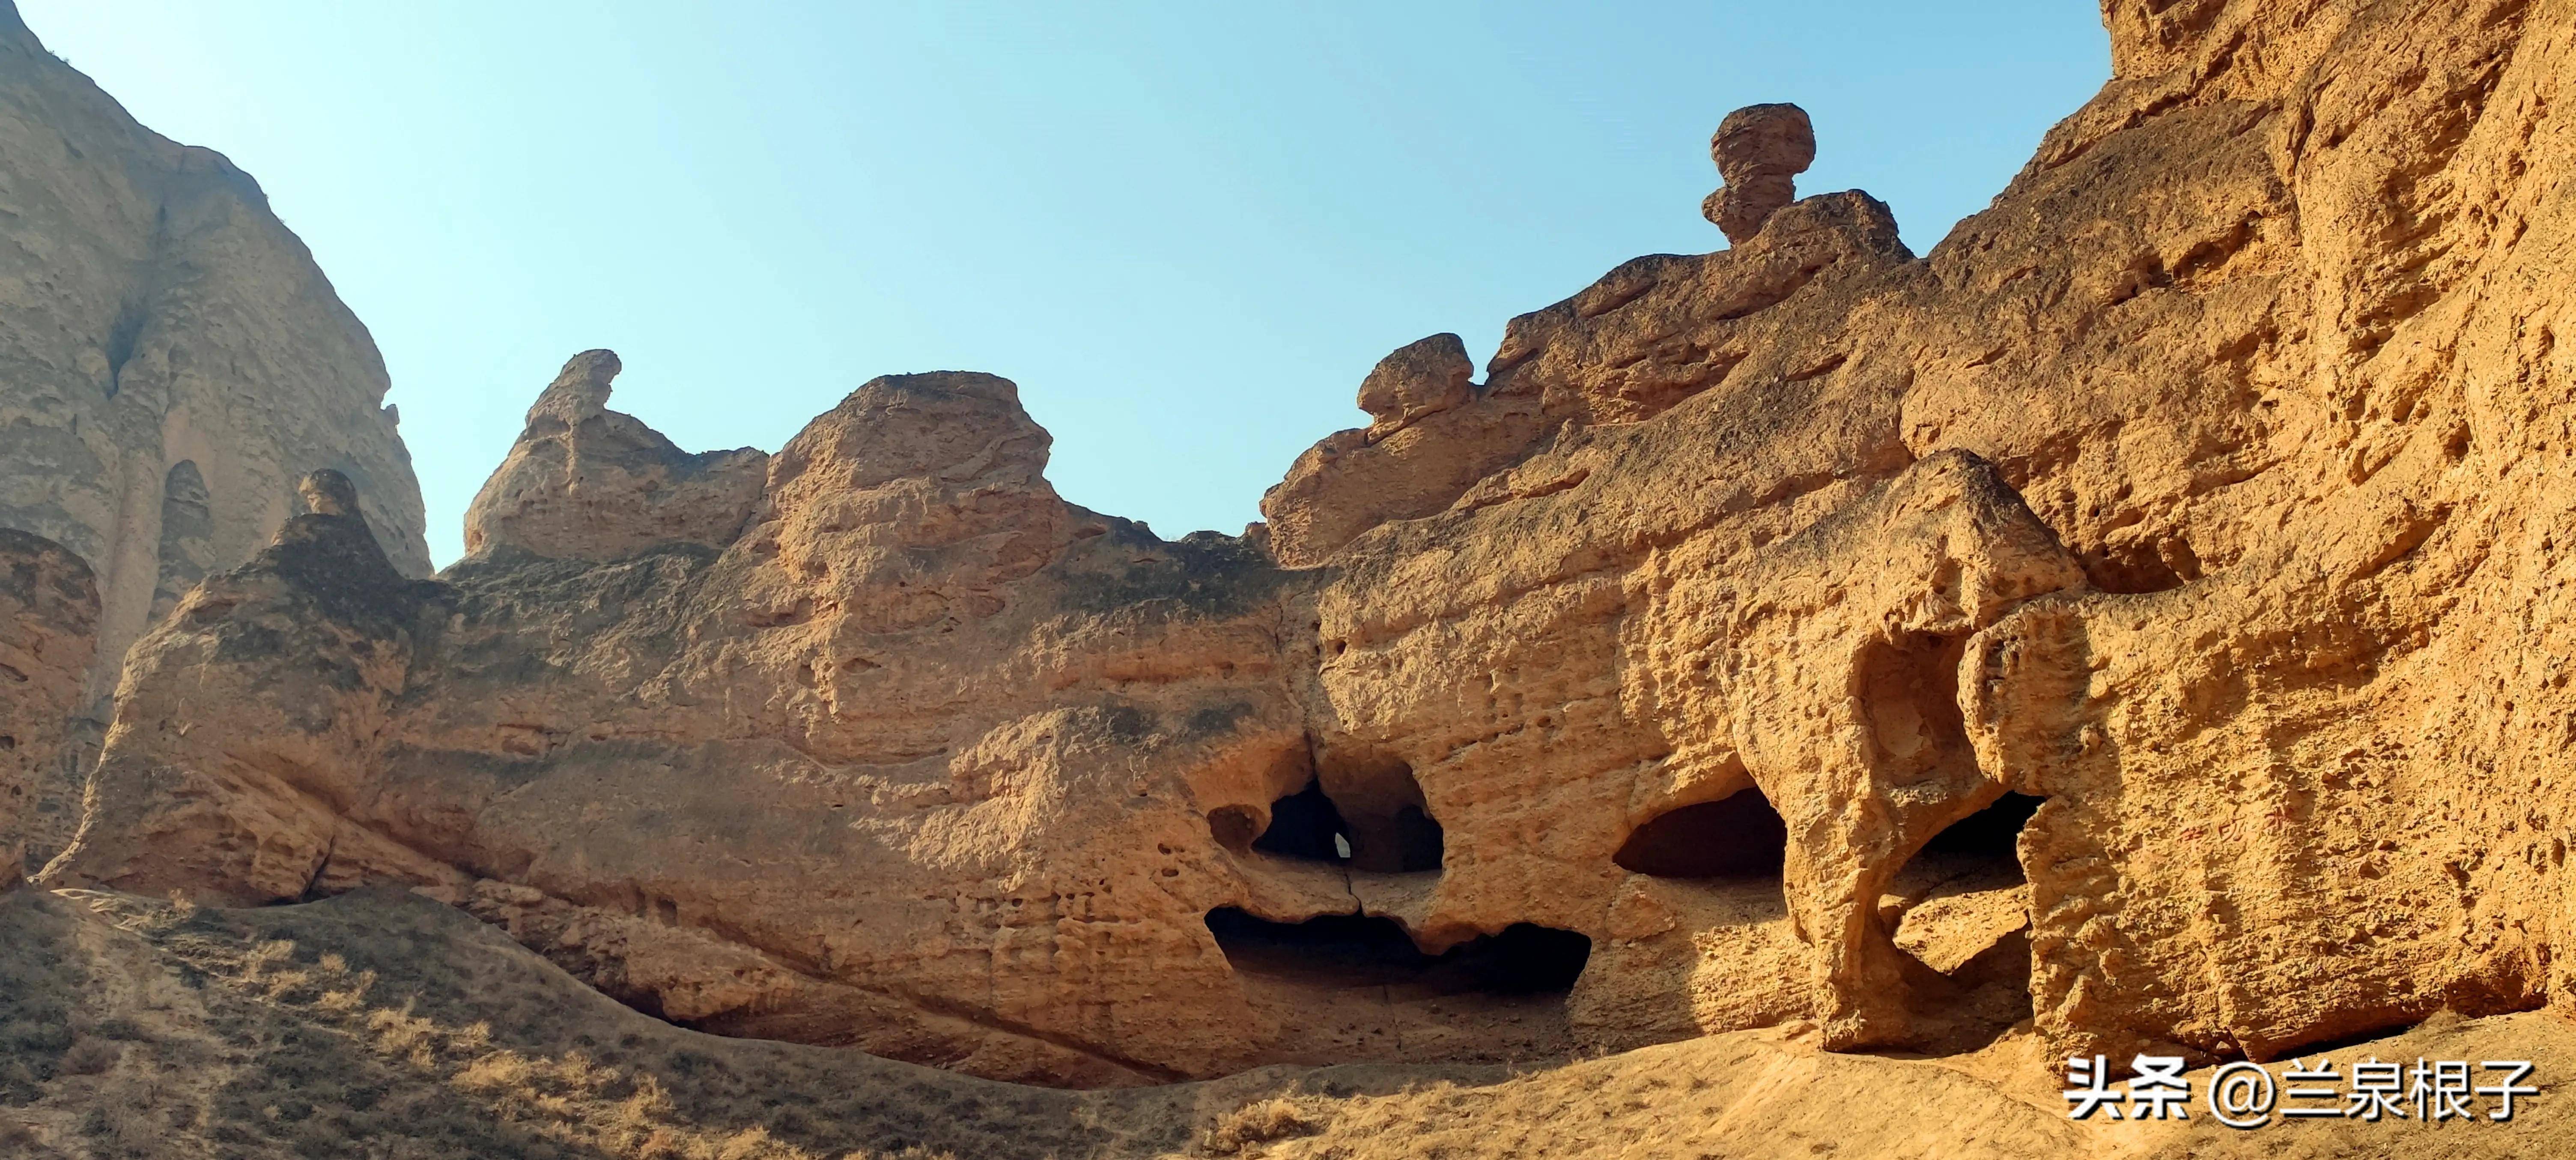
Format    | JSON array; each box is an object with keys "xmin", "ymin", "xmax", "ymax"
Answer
[
  {"xmin": 0, "ymin": 1, "xmax": 430, "ymax": 872},
  {"xmin": 32, "ymin": 0, "xmax": 2576, "ymax": 1093}
]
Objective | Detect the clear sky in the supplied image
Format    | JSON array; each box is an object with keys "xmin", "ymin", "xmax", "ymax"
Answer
[{"xmin": 20, "ymin": 2, "xmax": 2109, "ymax": 566}]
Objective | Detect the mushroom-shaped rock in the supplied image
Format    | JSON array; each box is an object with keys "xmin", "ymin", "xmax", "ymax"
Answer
[
  {"xmin": 1357, "ymin": 333, "xmax": 1474, "ymax": 440},
  {"xmin": 1701, "ymin": 103, "xmax": 1816, "ymax": 244}
]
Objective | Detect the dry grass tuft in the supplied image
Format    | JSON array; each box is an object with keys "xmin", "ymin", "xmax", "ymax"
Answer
[
  {"xmin": 55, "ymin": 1037, "xmax": 118, "ymax": 1077},
  {"xmin": 1199, "ymin": 1096, "xmax": 1322, "ymax": 1155}
]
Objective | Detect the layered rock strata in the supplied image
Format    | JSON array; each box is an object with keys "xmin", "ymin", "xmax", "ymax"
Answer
[
  {"xmin": 0, "ymin": 528, "xmax": 95, "ymax": 887},
  {"xmin": 463, "ymin": 349, "xmax": 768, "ymax": 561},
  {"xmin": 1701, "ymin": 102, "xmax": 1816, "ymax": 244},
  {"xmin": 0, "ymin": 1, "xmax": 431, "ymax": 869},
  {"xmin": 38, "ymin": 0, "xmax": 2576, "ymax": 1095}
]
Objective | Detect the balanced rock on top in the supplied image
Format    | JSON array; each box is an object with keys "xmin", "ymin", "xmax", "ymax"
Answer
[{"xmin": 1701, "ymin": 102, "xmax": 1816, "ymax": 244}]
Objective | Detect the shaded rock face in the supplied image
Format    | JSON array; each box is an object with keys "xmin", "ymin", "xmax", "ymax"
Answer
[
  {"xmin": 0, "ymin": 2, "xmax": 430, "ymax": 872},
  {"xmin": 37, "ymin": 0, "xmax": 2576, "ymax": 1092},
  {"xmin": 0, "ymin": 529, "xmax": 95, "ymax": 888}
]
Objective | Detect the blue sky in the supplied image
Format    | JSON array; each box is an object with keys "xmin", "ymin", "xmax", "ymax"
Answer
[{"xmin": 21, "ymin": 2, "xmax": 2109, "ymax": 565}]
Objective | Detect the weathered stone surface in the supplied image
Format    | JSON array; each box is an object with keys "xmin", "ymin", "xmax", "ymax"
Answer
[
  {"xmin": 1354, "ymin": 333, "xmax": 1473, "ymax": 440},
  {"xmin": 0, "ymin": 2, "xmax": 430, "ymax": 873},
  {"xmin": 1701, "ymin": 102, "xmax": 1816, "ymax": 244},
  {"xmin": 0, "ymin": 528, "xmax": 94, "ymax": 888},
  {"xmin": 38, "ymin": 0, "xmax": 2576, "ymax": 1104},
  {"xmin": 9, "ymin": 887, "xmax": 2568, "ymax": 1159},
  {"xmin": 462, "ymin": 350, "xmax": 769, "ymax": 562}
]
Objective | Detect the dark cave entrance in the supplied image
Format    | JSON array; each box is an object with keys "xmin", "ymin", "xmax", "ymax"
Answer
[
  {"xmin": 1251, "ymin": 779, "xmax": 1352, "ymax": 863},
  {"xmin": 1612, "ymin": 785, "xmax": 1789, "ymax": 880},
  {"xmin": 1374, "ymin": 803, "xmax": 1446, "ymax": 874},
  {"xmin": 1216, "ymin": 760, "xmax": 1446, "ymax": 873},
  {"xmin": 1205, "ymin": 907, "xmax": 1590, "ymax": 995},
  {"xmin": 1921, "ymin": 792, "xmax": 2043, "ymax": 866}
]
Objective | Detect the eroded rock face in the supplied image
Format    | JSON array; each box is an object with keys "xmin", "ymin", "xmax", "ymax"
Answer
[
  {"xmin": 0, "ymin": 3, "xmax": 430, "ymax": 871},
  {"xmin": 0, "ymin": 529, "xmax": 96, "ymax": 888},
  {"xmin": 40, "ymin": 0, "xmax": 2576, "ymax": 1091},
  {"xmin": 462, "ymin": 350, "xmax": 768, "ymax": 562},
  {"xmin": 1701, "ymin": 102, "xmax": 1816, "ymax": 244},
  {"xmin": 1355, "ymin": 333, "xmax": 1473, "ymax": 439}
]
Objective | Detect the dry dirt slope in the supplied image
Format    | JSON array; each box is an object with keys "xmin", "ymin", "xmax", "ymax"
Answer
[{"xmin": 0, "ymin": 888, "xmax": 2566, "ymax": 1159}]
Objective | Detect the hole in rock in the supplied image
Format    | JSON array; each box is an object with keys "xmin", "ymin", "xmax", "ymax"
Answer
[
  {"xmin": 1322, "ymin": 749, "xmax": 1444, "ymax": 873},
  {"xmin": 1921, "ymin": 792, "xmax": 2043, "ymax": 863},
  {"xmin": 1251, "ymin": 779, "xmax": 1351, "ymax": 863},
  {"xmin": 1380, "ymin": 804, "xmax": 1445, "ymax": 873},
  {"xmin": 1246, "ymin": 762, "xmax": 1444, "ymax": 873},
  {"xmin": 1858, "ymin": 630, "xmax": 1973, "ymax": 777},
  {"xmin": 1613, "ymin": 786, "xmax": 1788, "ymax": 879},
  {"xmin": 1206, "ymin": 908, "xmax": 1590, "ymax": 995},
  {"xmin": 1884, "ymin": 792, "xmax": 2047, "ymax": 1051},
  {"xmin": 2080, "ymin": 536, "xmax": 2200, "ymax": 595},
  {"xmin": 1204, "ymin": 907, "xmax": 1589, "ymax": 1066}
]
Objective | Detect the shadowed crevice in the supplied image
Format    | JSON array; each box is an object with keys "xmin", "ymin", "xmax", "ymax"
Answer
[
  {"xmin": 1613, "ymin": 786, "xmax": 1788, "ymax": 879},
  {"xmin": 1205, "ymin": 908, "xmax": 1590, "ymax": 995}
]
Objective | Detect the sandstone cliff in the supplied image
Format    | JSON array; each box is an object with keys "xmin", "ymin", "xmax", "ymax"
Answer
[
  {"xmin": 0, "ymin": 0, "xmax": 430, "ymax": 872},
  {"xmin": 32, "ymin": 0, "xmax": 2576, "ymax": 1122},
  {"xmin": 0, "ymin": 528, "xmax": 93, "ymax": 889}
]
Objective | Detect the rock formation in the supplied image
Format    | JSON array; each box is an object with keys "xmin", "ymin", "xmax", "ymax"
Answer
[
  {"xmin": 0, "ymin": 529, "xmax": 95, "ymax": 888},
  {"xmin": 463, "ymin": 349, "xmax": 769, "ymax": 561},
  {"xmin": 0, "ymin": 0, "xmax": 430, "ymax": 870},
  {"xmin": 1701, "ymin": 102, "xmax": 1815, "ymax": 244},
  {"xmin": 27, "ymin": 0, "xmax": 2576, "ymax": 1121}
]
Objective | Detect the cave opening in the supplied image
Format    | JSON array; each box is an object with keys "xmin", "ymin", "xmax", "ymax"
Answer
[
  {"xmin": 1921, "ymin": 792, "xmax": 2043, "ymax": 865},
  {"xmin": 1612, "ymin": 786, "xmax": 1789, "ymax": 879},
  {"xmin": 1205, "ymin": 907, "xmax": 1590, "ymax": 994},
  {"xmin": 1364, "ymin": 801, "xmax": 1445, "ymax": 874},
  {"xmin": 1881, "ymin": 791, "xmax": 2048, "ymax": 1052},
  {"xmin": 1250, "ymin": 779, "xmax": 1351, "ymax": 863},
  {"xmin": 1230, "ymin": 766, "xmax": 1446, "ymax": 873},
  {"xmin": 2080, "ymin": 536, "xmax": 2201, "ymax": 595}
]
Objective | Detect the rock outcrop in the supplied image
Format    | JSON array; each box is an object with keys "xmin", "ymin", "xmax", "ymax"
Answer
[
  {"xmin": 0, "ymin": 529, "xmax": 94, "ymax": 888},
  {"xmin": 462, "ymin": 350, "xmax": 768, "ymax": 562},
  {"xmin": 35, "ymin": 0, "xmax": 2576, "ymax": 1107},
  {"xmin": 0, "ymin": 0, "xmax": 430, "ymax": 870},
  {"xmin": 1700, "ymin": 102, "xmax": 1816, "ymax": 244}
]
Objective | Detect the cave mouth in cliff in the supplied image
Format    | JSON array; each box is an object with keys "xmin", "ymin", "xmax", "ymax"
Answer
[
  {"xmin": 1250, "ymin": 779, "xmax": 1353, "ymax": 862},
  {"xmin": 1348, "ymin": 797, "xmax": 1443, "ymax": 874},
  {"xmin": 1923, "ymin": 792, "xmax": 2043, "ymax": 865},
  {"xmin": 1612, "ymin": 786, "xmax": 1789, "ymax": 879},
  {"xmin": 1243, "ymin": 771, "xmax": 1445, "ymax": 873},
  {"xmin": 1205, "ymin": 907, "xmax": 1590, "ymax": 995}
]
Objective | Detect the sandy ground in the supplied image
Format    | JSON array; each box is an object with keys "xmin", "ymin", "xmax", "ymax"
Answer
[{"xmin": 2, "ymin": 887, "xmax": 2567, "ymax": 1159}]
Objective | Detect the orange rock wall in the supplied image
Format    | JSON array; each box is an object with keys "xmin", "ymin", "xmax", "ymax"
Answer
[{"xmin": 39, "ymin": 0, "xmax": 2576, "ymax": 1088}]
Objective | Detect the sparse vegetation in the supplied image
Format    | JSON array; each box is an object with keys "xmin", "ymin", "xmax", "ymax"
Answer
[
  {"xmin": 1198, "ymin": 1097, "xmax": 1320, "ymax": 1155},
  {"xmin": 0, "ymin": 896, "xmax": 82, "ymax": 1106},
  {"xmin": 0, "ymin": 891, "xmax": 1038, "ymax": 1158}
]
